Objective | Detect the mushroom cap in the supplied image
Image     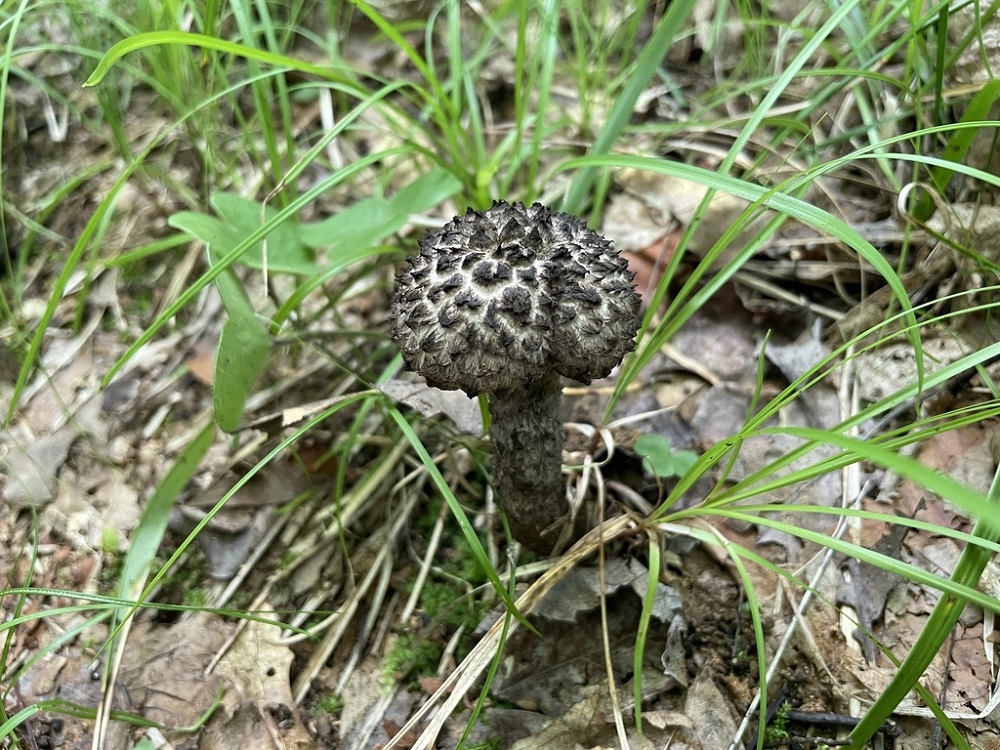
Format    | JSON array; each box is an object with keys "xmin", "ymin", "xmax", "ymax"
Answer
[{"xmin": 391, "ymin": 201, "xmax": 642, "ymax": 396}]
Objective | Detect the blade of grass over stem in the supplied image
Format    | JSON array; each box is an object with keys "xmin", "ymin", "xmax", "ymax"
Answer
[
  {"xmin": 455, "ymin": 558, "xmax": 517, "ymax": 750},
  {"xmin": 706, "ymin": 339, "xmax": 1000, "ymax": 513},
  {"xmin": 561, "ymin": 153, "xmax": 917, "ymax": 384},
  {"xmin": 0, "ymin": 698, "xmax": 157, "ymax": 738},
  {"xmin": 117, "ymin": 421, "xmax": 215, "ymax": 609},
  {"xmin": 745, "ymin": 425, "xmax": 997, "ymax": 532},
  {"xmin": 677, "ymin": 508, "xmax": 1000, "ymax": 613},
  {"xmin": 633, "ymin": 536, "xmax": 661, "ymax": 743},
  {"xmin": 104, "ymin": 392, "xmax": 376, "ymax": 649},
  {"xmin": 386, "ymin": 402, "xmax": 536, "ymax": 634},
  {"xmin": 0, "ymin": 592, "xmax": 312, "ymax": 635},
  {"xmin": 662, "ymin": 425, "xmax": 1000, "ymax": 616},
  {"xmin": 718, "ymin": 505, "xmax": 1000, "ymax": 557}
]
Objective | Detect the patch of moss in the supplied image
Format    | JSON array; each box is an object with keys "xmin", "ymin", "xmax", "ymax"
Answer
[
  {"xmin": 182, "ymin": 586, "xmax": 207, "ymax": 608},
  {"xmin": 100, "ymin": 527, "xmax": 120, "ymax": 554},
  {"xmin": 420, "ymin": 579, "xmax": 483, "ymax": 628},
  {"xmin": 460, "ymin": 739, "xmax": 502, "ymax": 750},
  {"xmin": 381, "ymin": 633, "xmax": 442, "ymax": 688},
  {"xmin": 314, "ymin": 693, "xmax": 344, "ymax": 714},
  {"xmin": 763, "ymin": 700, "xmax": 791, "ymax": 745}
]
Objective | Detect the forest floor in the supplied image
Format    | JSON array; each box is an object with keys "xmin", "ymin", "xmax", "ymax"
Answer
[{"xmin": 3, "ymin": 2, "xmax": 1000, "ymax": 750}]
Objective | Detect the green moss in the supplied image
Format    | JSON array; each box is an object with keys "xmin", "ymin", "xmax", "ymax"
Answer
[
  {"xmin": 314, "ymin": 693, "xmax": 344, "ymax": 714},
  {"xmin": 763, "ymin": 701, "xmax": 791, "ymax": 745},
  {"xmin": 460, "ymin": 739, "xmax": 502, "ymax": 750},
  {"xmin": 381, "ymin": 634, "xmax": 442, "ymax": 688},
  {"xmin": 182, "ymin": 586, "xmax": 207, "ymax": 608},
  {"xmin": 101, "ymin": 527, "xmax": 120, "ymax": 554}
]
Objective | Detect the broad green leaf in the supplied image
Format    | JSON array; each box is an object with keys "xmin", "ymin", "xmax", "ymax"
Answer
[
  {"xmin": 301, "ymin": 197, "xmax": 395, "ymax": 250},
  {"xmin": 102, "ymin": 148, "xmax": 410, "ymax": 391},
  {"xmin": 119, "ymin": 422, "xmax": 215, "ymax": 603},
  {"xmin": 211, "ymin": 193, "xmax": 314, "ymax": 273},
  {"xmin": 387, "ymin": 169, "xmax": 462, "ymax": 215},
  {"xmin": 300, "ymin": 169, "xmax": 462, "ymax": 252},
  {"xmin": 169, "ymin": 194, "xmax": 315, "ymax": 275},
  {"xmin": 214, "ymin": 311, "xmax": 270, "ymax": 432},
  {"xmin": 168, "ymin": 212, "xmax": 237, "ymax": 253},
  {"xmin": 207, "ymin": 247, "xmax": 271, "ymax": 432}
]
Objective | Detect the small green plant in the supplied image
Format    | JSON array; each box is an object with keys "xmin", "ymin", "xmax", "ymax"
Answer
[
  {"xmin": 419, "ymin": 580, "xmax": 479, "ymax": 630},
  {"xmin": 314, "ymin": 693, "xmax": 344, "ymax": 714},
  {"xmin": 763, "ymin": 700, "xmax": 791, "ymax": 745},
  {"xmin": 100, "ymin": 527, "xmax": 120, "ymax": 555},
  {"xmin": 634, "ymin": 434, "xmax": 699, "ymax": 479}
]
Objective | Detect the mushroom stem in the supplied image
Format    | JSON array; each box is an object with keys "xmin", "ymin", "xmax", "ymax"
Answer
[
  {"xmin": 391, "ymin": 201, "xmax": 641, "ymax": 553},
  {"xmin": 488, "ymin": 370, "xmax": 566, "ymax": 553}
]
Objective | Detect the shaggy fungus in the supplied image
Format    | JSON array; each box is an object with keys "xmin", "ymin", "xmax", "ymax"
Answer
[{"xmin": 391, "ymin": 201, "xmax": 641, "ymax": 553}]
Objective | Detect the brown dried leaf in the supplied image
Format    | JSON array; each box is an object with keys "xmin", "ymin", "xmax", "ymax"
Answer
[
  {"xmin": 203, "ymin": 608, "xmax": 316, "ymax": 750},
  {"xmin": 125, "ymin": 614, "xmax": 231, "ymax": 732}
]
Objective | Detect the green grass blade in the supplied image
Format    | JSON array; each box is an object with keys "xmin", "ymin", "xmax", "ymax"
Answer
[
  {"xmin": 386, "ymin": 402, "xmax": 536, "ymax": 634},
  {"xmin": 911, "ymin": 80, "xmax": 1000, "ymax": 220},
  {"xmin": 117, "ymin": 422, "xmax": 215, "ymax": 607},
  {"xmin": 83, "ymin": 30, "xmax": 346, "ymax": 88},
  {"xmin": 632, "ymin": 538, "xmax": 661, "ymax": 742},
  {"xmin": 561, "ymin": 153, "xmax": 918, "ymax": 380},
  {"xmin": 560, "ymin": 0, "xmax": 698, "ymax": 216}
]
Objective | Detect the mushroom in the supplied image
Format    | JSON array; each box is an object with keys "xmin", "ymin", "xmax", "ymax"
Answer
[{"xmin": 390, "ymin": 201, "xmax": 642, "ymax": 553}]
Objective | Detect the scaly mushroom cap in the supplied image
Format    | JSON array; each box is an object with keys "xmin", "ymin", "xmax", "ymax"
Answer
[{"xmin": 391, "ymin": 201, "xmax": 642, "ymax": 396}]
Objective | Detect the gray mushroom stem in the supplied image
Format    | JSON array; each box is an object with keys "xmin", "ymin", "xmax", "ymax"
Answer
[{"xmin": 488, "ymin": 371, "xmax": 566, "ymax": 552}]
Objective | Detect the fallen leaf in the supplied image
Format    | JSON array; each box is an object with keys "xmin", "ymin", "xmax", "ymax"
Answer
[
  {"xmin": 125, "ymin": 614, "xmax": 230, "ymax": 732},
  {"xmin": 204, "ymin": 606, "xmax": 316, "ymax": 749},
  {"xmin": 837, "ymin": 521, "xmax": 912, "ymax": 663},
  {"xmin": 604, "ymin": 168, "xmax": 769, "ymax": 266},
  {"xmin": 379, "ymin": 379, "xmax": 483, "ymax": 435},
  {"xmin": 684, "ymin": 668, "xmax": 740, "ymax": 750}
]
